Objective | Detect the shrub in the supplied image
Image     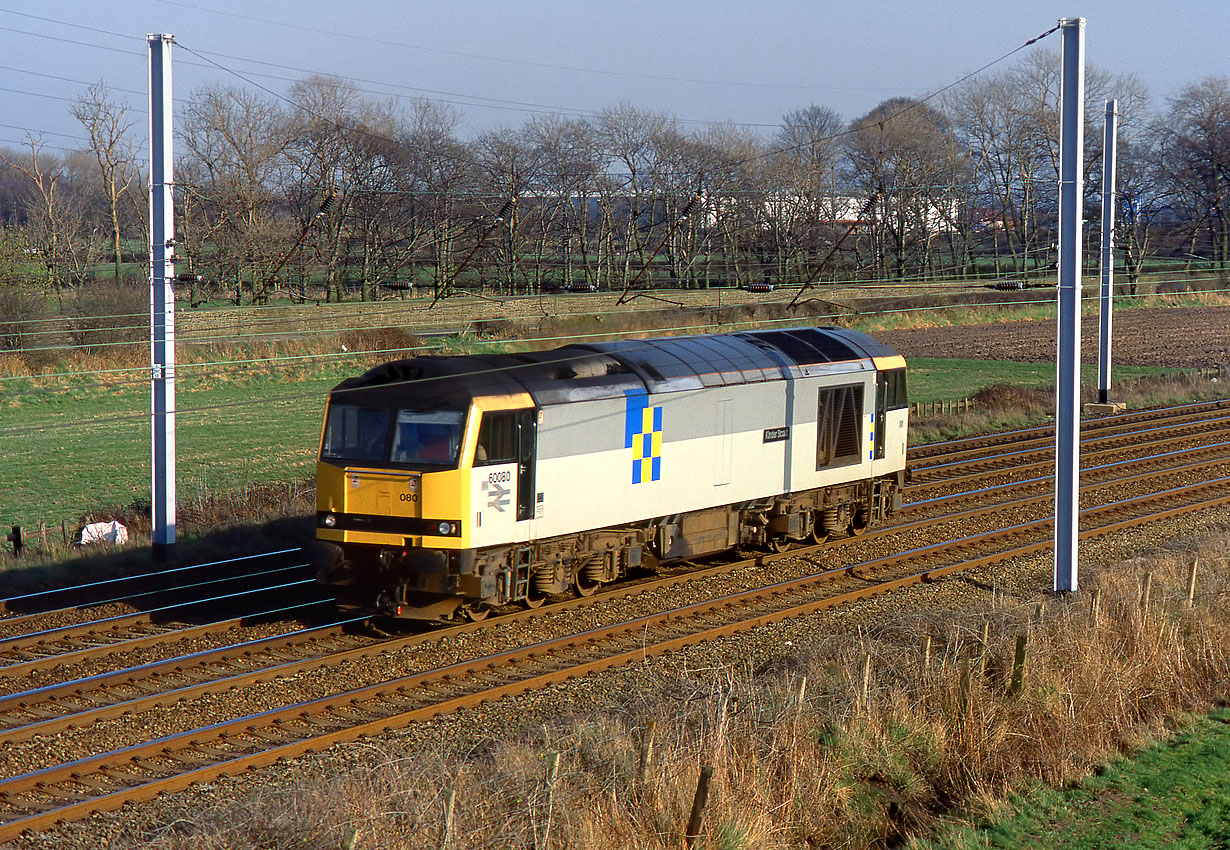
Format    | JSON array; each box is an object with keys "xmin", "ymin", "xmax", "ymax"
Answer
[{"xmin": 67, "ymin": 280, "xmax": 148, "ymax": 354}]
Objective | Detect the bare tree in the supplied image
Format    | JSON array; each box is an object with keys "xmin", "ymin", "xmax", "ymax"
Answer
[
  {"xmin": 71, "ymin": 83, "xmax": 140, "ymax": 282},
  {"xmin": 390, "ymin": 98, "xmax": 475, "ymax": 300},
  {"xmin": 769, "ymin": 105, "xmax": 847, "ymax": 282},
  {"xmin": 179, "ymin": 84, "xmax": 290, "ymax": 302},
  {"xmin": 693, "ymin": 122, "xmax": 768, "ymax": 288},
  {"xmin": 473, "ymin": 126, "xmax": 545, "ymax": 294},
  {"xmin": 283, "ymin": 75, "xmax": 365, "ymax": 297},
  {"xmin": 1154, "ymin": 76, "xmax": 1230, "ymax": 271},
  {"xmin": 595, "ymin": 102, "xmax": 673, "ymax": 288},
  {"xmin": 845, "ymin": 98, "xmax": 964, "ymax": 280},
  {"xmin": 523, "ymin": 114, "xmax": 602, "ymax": 290},
  {"xmin": 0, "ymin": 139, "xmax": 101, "ymax": 294}
]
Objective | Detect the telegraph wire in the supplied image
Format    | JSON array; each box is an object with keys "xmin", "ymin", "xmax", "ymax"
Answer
[
  {"xmin": 0, "ymin": 63, "xmax": 144, "ymax": 99},
  {"xmin": 0, "ymin": 22, "xmax": 142, "ymax": 57},
  {"xmin": 718, "ymin": 22, "xmax": 1065, "ymax": 173},
  {"xmin": 152, "ymin": 0, "xmax": 878, "ymax": 94},
  {"xmin": 2, "ymin": 258, "xmax": 1225, "ymax": 343}
]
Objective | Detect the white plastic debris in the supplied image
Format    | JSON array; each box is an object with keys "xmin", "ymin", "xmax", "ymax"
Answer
[{"xmin": 79, "ymin": 520, "xmax": 129, "ymax": 546}]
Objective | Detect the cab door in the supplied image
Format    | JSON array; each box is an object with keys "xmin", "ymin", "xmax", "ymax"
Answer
[
  {"xmin": 476, "ymin": 408, "xmax": 537, "ymax": 523},
  {"xmin": 514, "ymin": 409, "xmax": 536, "ymax": 521},
  {"xmin": 874, "ymin": 374, "xmax": 889, "ymax": 460}
]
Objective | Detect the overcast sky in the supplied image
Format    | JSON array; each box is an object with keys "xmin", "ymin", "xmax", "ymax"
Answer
[{"xmin": 1, "ymin": 0, "xmax": 1226, "ymax": 153}]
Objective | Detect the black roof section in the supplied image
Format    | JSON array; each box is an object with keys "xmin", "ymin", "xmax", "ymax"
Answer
[{"xmin": 329, "ymin": 327, "xmax": 900, "ymax": 408}]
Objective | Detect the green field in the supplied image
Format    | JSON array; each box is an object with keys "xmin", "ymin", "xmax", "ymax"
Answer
[
  {"xmin": 0, "ymin": 356, "xmax": 1188, "ymax": 529},
  {"xmin": 914, "ymin": 709, "xmax": 1230, "ymax": 849},
  {"xmin": 1, "ymin": 364, "xmax": 347, "ymax": 528},
  {"xmin": 905, "ymin": 358, "xmax": 1175, "ymax": 403}
]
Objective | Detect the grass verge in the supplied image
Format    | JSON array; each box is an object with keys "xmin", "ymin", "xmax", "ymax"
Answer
[{"xmin": 911, "ymin": 708, "xmax": 1230, "ymax": 849}]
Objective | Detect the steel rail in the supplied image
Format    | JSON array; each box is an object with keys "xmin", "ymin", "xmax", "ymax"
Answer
[
  {"xmin": 910, "ymin": 412, "xmax": 1230, "ymax": 479},
  {"xmin": 905, "ymin": 398, "xmax": 1230, "ymax": 462},
  {"xmin": 903, "ymin": 440, "xmax": 1230, "ymax": 512},
  {"xmin": 906, "ymin": 420, "xmax": 1230, "ymax": 493},
  {"xmin": 0, "ymin": 598, "xmax": 332, "ymax": 686},
  {"xmin": 0, "ymin": 549, "xmax": 303, "ymax": 617},
  {"xmin": 0, "ymin": 574, "xmax": 318, "ymax": 671},
  {"xmin": 0, "ymin": 560, "xmax": 312, "ymax": 634}
]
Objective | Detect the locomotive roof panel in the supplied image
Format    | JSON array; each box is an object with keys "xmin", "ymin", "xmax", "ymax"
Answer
[
  {"xmin": 327, "ymin": 327, "xmax": 902, "ymax": 409},
  {"xmin": 579, "ymin": 333, "xmax": 783, "ymax": 391}
]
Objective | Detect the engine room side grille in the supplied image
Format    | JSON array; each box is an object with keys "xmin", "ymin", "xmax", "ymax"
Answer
[{"xmin": 817, "ymin": 383, "xmax": 864, "ymax": 468}]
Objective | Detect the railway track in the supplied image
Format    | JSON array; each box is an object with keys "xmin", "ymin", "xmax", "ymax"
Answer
[
  {"xmin": 0, "ymin": 549, "xmax": 310, "ymax": 620},
  {"xmin": 906, "ymin": 398, "xmax": 1230, "ymax": 467},
  {"xmin": 1, "ymin": 400, "xmax": 1228, "ymax": 841},
  {"xmin": 0, "ymin": 468, "xmax": 1226, "ymax": 841}
]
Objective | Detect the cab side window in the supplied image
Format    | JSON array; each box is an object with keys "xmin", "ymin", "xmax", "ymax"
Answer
[
  {"xmin": 476, "ymin": 412, "xmax": 518, "ymax": 465},
  {"xmin": 883, "ymin": 368, "xmax": 907, "ymax": 410}
]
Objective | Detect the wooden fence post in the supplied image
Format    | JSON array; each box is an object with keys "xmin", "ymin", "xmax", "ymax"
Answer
[
  {"xmin": 1186, "ymin": 560, "xmax": 1198, "ymax": 608},
  {"xmin": 1140, "ymin": 571, "xmax": 1153, "ymax": 614},
  {"xmin": 957, "ymin": 655, "xmax": 972, "ymax": 718},
  {"xmin": 439, "ymin": 788, "xmax": 455, "ymax": 850},
  {"xmin": 977, "ymin": 621, "xmax": 990, "ymax": 679},
  {"xmin": 1008, "ymin": 635, "xmax": 1028, "ymax": 697},
  {"xmin": 685, "ymin": 765, "xmax": 715, "ymax": 849},
  {"xmin": 542, "ymin": 751, "xmax": 561, "ymax": 849},
  {"xmin": 860, "ymin": 652, "xmax": 872, "ymax": 708},
  {"xmin": 638, "ymin": 721, "xmax": 657, "ymax": 786}
]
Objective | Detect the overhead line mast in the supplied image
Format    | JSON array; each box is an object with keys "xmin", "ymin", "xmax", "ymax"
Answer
[{"xmin": 149, "ymin": 32, "xmax": 176, "ymax": 563}]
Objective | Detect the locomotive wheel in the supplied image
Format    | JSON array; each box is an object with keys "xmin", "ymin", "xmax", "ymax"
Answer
[
  {"xmin": 768, "ymin": 536, "xmax": 792, "ymax": 553},
  {"xmin": 573, "ymin": 570, "xmax": 600, "ymax": 597},
  {"xmin": 522, "ymin": 591, "xmax": 546, "ymax": 609},
  {"xmin": 461, "ymin": 603, "xmax": 490, "ymax": 622},
  {"xmin": 849, "ymin": 508, "xmax": 871, "ymax": 536}
]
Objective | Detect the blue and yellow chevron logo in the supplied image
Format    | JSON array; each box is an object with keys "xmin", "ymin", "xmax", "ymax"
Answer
[{"xmin": 625, "ymin": 392, "xmax": 662, "ymax": 484}]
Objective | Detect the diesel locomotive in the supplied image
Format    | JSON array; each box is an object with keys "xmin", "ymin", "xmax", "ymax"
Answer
[{"xmin": 314, "ymin": 326, "xmax": 908, "ymax": 621}]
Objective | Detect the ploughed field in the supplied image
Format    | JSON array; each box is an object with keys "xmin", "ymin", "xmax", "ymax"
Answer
[{"xmin": 877, "ymin": 304, "xmax": 1230, "ymax": 368}]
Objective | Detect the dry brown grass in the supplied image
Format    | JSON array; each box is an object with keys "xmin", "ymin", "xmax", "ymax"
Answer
[{"xmin": 135, "ymin": 533, "xmax": 1229, "ymax": 850}]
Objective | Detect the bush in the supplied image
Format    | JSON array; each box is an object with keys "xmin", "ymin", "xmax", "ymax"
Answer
[
  {"xmin": 67, "ymin": 280, "xmax": 148, "ymax": 354},
  {"xmin": 0, "ymin": 286, "xmax": 54, "ymax": 352},
  {"xmin": 339, "ymin": 325, "xmax": 423, "ymax": 357}
]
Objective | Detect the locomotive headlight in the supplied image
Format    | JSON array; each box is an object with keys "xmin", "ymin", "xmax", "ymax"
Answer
[
  {"xmin": 437, "ymin": 521, "xmax": 453, "ymax": 536},
  {"xmin": 323, "ymin": 513, "xmax": 337, "ymax": 528}
]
